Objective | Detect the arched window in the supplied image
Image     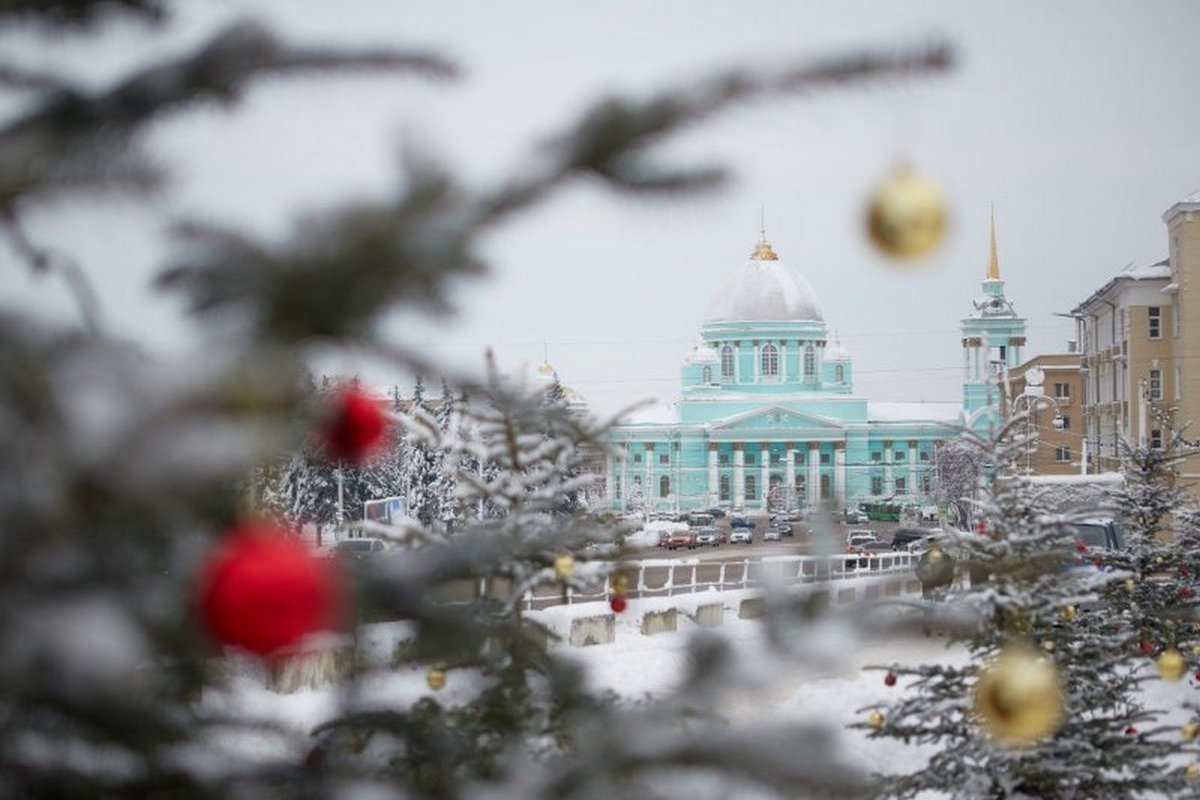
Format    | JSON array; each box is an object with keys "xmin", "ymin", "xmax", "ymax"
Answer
[
  {"xmin": 701, "ymin": 365, "xmax": 712, "ymax": 384},
  {"xmin": 761, "ymin": 343, "xmax": 779, "ymax": 379},
  {"xmin": 720, "ymin": 345, "xmax": 734, "ymax": 380},
  {"xmin": 659, "ymin": 475, "xmax": 670, "ymax": 498},
  {"xmin": 719, "ymin": 474, "xmax": 730, "ymax": 501},
  {"xmin": 745, "ymin": 474, "xmax": 757, "ymax": 501},
  {"xmin": 834, "ymin": 364, "xmax": 844, "ymax": 383},
  {"xmin": 804, "ymin": 344, "xmax": 816, "ymax": 379}
]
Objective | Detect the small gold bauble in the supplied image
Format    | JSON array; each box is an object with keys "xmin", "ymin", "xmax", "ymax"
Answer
[
  {"xmin": 610, "ymin": 572, "xmax": 631, "ymax": 595},
  {"xmin": 1157, "ymin": 648, "xmax": 1186, "ymax": 681},
  {"xmin": 928, "ymin": 546, "xmax": 944, "ymax": 564},
  {"xmin": 1130, "ymin": 602, "xmax": 1140, "ymax": 613},
  {"xmin": 864, "ymin": 167, "xmax": 948, "ymax": 260},
  {"xmin": 1155, "ymin": 555, "xmax": 1164, "ymax": 564},
  {"xmin": 1041, "ymin": 640, "xmax": 1056, "ymax": 652},
  {"xmin": 973, "ymin": 645, "xmax": 1064, "ymax": 747},
  {"xmin": 1187, "ymin": 763, "xmax": 1200, "ymax": 782},
  {"xmin": 1192, "ymin": 644, "xmax": 1200, "ymax": 657},
  {"xmin": 868, "ymin": 710, "xmax": 885, "ymax": 730},
  {"xmin": 1182, "ymin": 723, "xmax": 1199, "ymax": 742},
  {"xmin": 1060, "ymin": 605, "xmax": 1077, "ymax": 622},
  {"xmin": 426, "ymin": 668, "xmax": 446, "ymax": 691},
  {"xmin": 553, "ymin": 553, "xmax": 575, "ymax": 580},
  {"xmin": 1126, "ymin": 578, "xmax": 1136, "ymax": 592}
]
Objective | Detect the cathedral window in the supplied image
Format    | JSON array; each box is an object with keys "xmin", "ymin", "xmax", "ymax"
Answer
[
  {"xmin": 834, "ymin": 364, "xmax": 844, "ymax": 383},
  {"xmin": 719, "ymin": 475, "xmax": 730, "ymax": 501},
  {"xmin": 819, "ymin": 475, "xmax": 830, "ymax": 500},
  {"xmin": 803, "ymin": 344, "xmax": 815, "ymax": 379},
  {"xmin": 659, "ymin": 476, "xmax": 670, "ymax": 498},
  {"xmin": 761, "ymin": 344, "xmax": 779, "ymax": 379},
  {"xmin": 720, "ymin": 345, "xmax": 734, "ymax": 380},
  {"xmin": 871, "ymin": 476, "xmax": 883, "ymax": 495},
  {"xmin": 895, "ymin": 477, "xmax": 907, "ymax": 495},
  {"xmin": 701, "ymin": 365, "xmax": 712, "ymax": 384},
  {"xmin": 745, "ymin": 474, "xmax": 757, "ymax": 501}
]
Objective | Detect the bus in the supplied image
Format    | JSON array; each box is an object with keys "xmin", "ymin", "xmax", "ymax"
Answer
[{"xmin": 859, "ymin": 501, "xmax": 904, "ymax": 522}]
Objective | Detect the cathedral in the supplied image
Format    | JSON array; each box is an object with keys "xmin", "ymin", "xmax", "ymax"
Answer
[{"xmin": 599, "ymin": 220, "xmax": 1026, "ymax": 514}]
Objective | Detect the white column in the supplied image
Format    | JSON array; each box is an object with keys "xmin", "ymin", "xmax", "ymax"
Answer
[
  {"xmin": 707, "ymin": 444, "xmax": 718, "ymax": 506},
  {"xmin": 834, "ymin": 443, "xmax": 846, "ymax": 507},
  {"xmin": 734, "ymin": 343, "xmax": 741, "ymax": 383},
  {"xmin": 908, "ymin": 440, "xmax": 918, "ymax": 499},
  {"xmin": 605, "ymin": 452, "xmax": 615, "ymax": 504},
  {"xmin": 733, "ymin": 445, "xmax": 745, "ymax": 509},
  {"xmin": 808, "ymin": 443, "xmax": 820, "ymax": 506},
  {"xmin": 753, "ymin": 342, "xmax": 760, "ymax": 383},
  {"xmin": 780, "ymin": 341, "xmax": 788, "ymax": 382},
  {"xmin": 883, "ymin": 440, "xmax": 894, "ymax": 496},
  {"xmin": 760, "ymin": 443, "xmax": 770, "ymax": 510},
  {"xmin": 785, "ymin": 445, "xmax": 796, "ymax": 504},
  {"xmin": 645, "ymin": 444, "xmax": 655, "ymax": 509},
  {"xmin": 621, "ymin": 443, "xmax": 629, "ymax": 511}
]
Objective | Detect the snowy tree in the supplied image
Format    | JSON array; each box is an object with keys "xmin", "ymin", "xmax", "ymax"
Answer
[
  {"xmin": 862, "ymin": 417, "xmax": 1190, "ymax": 798},
  {"xmin": 934, "ymin": 435, "xmax": 986, "ymax": 528}
]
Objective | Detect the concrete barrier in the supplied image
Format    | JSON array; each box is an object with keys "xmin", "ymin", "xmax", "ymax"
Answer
[
  {"xmin": 569, "ymin": 614, "xmax": 615, "ymax": 647},
  {"xmin": 837, "ymin": 587, "xmax": 857, "ymax": 604},
  {"xmin": 695, "ymin": 602, "xmax": 724, "ymax": 627},
  {"xmin": 640, "ymin": 608, "xmax": 678, "ymax": 636},
  {"xmin": 864, "ymin": 584, "xmax": 881, "ymax": 601},
  {"xmin": 739, "ymin": 598, "xmax": 765, "ymax": 619}
]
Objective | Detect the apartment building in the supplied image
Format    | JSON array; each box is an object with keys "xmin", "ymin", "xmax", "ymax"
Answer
[
  {"xmin": 1072, "ymin": 191, "xmax": 1199, "ymax": 485},
  {"xmin": 1006, "ymin": 353, "xmax": 1083, "ymax": 475}
]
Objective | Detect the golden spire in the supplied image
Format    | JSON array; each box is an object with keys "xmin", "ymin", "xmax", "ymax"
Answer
[
  {"xmin": 751, "ymin": 211, "xmax": 779, "ymax": 261},
  {"xmin": 987, "ymin": 206, "xmax": 1001, "ymax": 280}
]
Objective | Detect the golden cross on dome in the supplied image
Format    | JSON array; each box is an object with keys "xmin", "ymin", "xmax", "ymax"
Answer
[{"xmin": 751, "ymin": 207, "xmax": 779, "ymax": 261}]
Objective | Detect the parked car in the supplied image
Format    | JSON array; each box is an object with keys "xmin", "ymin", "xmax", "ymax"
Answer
[
  {"xmin": 730, "ymin": 515, "xmax": 757, "ymax": 530},
  {"xmin": 768, "ymin": 520, "xmax": 794, "ymax": 538},
  {"xmin": 891, "ymin": 527, "xmax": 941, "ymax": 551},
  {"xmin": 687, "ymin": 512, "xmax": 716, "ymax": 529},
  {"xmin": 844, "ymin": 507, "xmax": 870, "ymax": 524},
  {"xmin": 846, "ymin": 531, "xmax": 878, "ymax": 549},
  {"xmin": 1069, "ymin": 519, "xmax": 1124, "ymax": 552},
  {"xmin": 329, "ymin": 538, "xmax": 389, "ymax": 560},
  {"xmin": 703, "ymin": 506, "xmax": 727, "ymax": 519},
  {"xmin": 729, "ymin": 529, "xmax": 753, "ymax": 544},
  {"xmin": 663, "ymin": 530, "xmax": 697, "ymax": 550},
  {"xmin": 762, "ymin": 527, "xmax": 782, "ymax": 542},
  {"xmin": 694, "ymin": 527, "xmax": 721, "ymax": 547}
]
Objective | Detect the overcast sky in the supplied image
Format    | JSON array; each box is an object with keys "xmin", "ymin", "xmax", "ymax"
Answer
[{"xmin": 5, "ymin": 1, "xmax": 1200, "ymax": 416}]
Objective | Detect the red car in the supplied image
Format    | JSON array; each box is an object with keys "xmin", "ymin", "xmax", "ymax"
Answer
[{"xmin": 663, "ymin": 531, "xmax": 697, "ymax": 550}]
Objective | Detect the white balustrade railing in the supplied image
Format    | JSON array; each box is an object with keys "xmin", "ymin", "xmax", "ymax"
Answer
[{"xmin": 524, "ymin": 552, "xmax": 918, "ymax": 610}]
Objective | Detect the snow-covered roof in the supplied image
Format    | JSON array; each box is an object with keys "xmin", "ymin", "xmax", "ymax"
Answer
[
  {"xmin": 687, "ymin": 343, "xmax": 719, "ymax": 365},
  {"xmin": 1118, "ymin": 258, "xmax": 1170, "ymax": 280},
  {"xmin": 705, "ymin": 251, "xmax": 824, "ymax": 323},
  {"xmin": 619, "ymin": 401, "xmax": 679, "ymax": 425},
  {"xmin": 825, "ymin": 338, "xmax": 851, "ymax": 362},
  {"xmin": 867, "ymin": 401, "xmax": 960, "ymax": 424},
  {"xmin": 1022, "ymin": 472, "xmax": 1125, "ymax": 486}
]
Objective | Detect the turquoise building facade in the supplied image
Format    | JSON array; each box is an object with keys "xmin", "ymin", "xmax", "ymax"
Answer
[{"xmin": 601, "ymin": 226, "xmax": 1024, "ymax": 514}]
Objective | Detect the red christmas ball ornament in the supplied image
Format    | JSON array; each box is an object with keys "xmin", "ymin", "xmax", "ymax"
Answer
[
  {"xmin": 319, "ymin": 387, "xmax": 387, "ymax": 464},
  {"xmin": 1182, "ymin": 568, "xmax": 1191, "ymax": 579},
  {"xmin": 1075, "ymin": 541, "xmax": 1088, "ymax": 554},
  {"xmin": 1194, "ymin": 671, "xmax": 1200, "ymax": 682},
  {"xmin": 884, "ymin": 672, "xmax": 897, "ymax": 687},
  {"xmin": 610, "ymin": 595, "xmax": 627, "ymax": 613},
  {"xmin": 1125, "ymin": 726, "xmax": 1138, "ymax": 736},
  {"xmin": 1183, "ymin": 587, "xmax": 1193, "ymax": 599},
  {"xmin": 1140, "ymin": 640, "xmax": 1156, "ymax": 656},
  {"xmin": 196, "ymin": 521, "xmax": 344, "ymax": 656},
  {"xmin": 1093, "ymin": 557, "xmax": 1103, "ymax": 568}
]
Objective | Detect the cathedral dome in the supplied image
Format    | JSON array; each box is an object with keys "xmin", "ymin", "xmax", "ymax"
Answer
[
  {"xmin": 704, "ymin": 237, "xmax": 824, "ymax": 323},
  {"xmin": 688, "ymin": 342, "xmax": 719, "ymax": 364},
  {"xmin": 825, "ymin": 337, "xmax": 851, "ymax": 362}
]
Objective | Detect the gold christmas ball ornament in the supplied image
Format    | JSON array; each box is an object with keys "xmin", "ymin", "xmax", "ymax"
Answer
[
  {"xmin": 1181, "ymin": 722, "xmax": 1200, "ymax": 742},
  {"xmin": 1060, "ymin": 605, "xmax": 1077, "ymax": 622},
  {"xmin": 928, "ymin": 546, "xmax": 945, "ymax": 564},
  {"xmin": 610, "ymin": 571, "xmax": 632, "ymax": 595},
  {"xmin": 426, "ymin": 667, "xmax": 446, "ymax": 691},
  {"xmin": 1192, "ymin": 644, "xmax": 1200, "ymax": 657},
  {"xmin": 1187, "ymin": 763, "xmax": 1200, "ymax": 783},
  {"xmin": 1041, "ymin": 640, "xmax": 1056, "ymax": 653},
  {"xmin": 973, "ymin": 645, "xmax": 1064, "ymax": 747},
  {"xmin": 1157, "ymin": 648, "xmax": 1187, "ymax": 681},
  {"xmin": 864, "ymin": 166, "xmax": 948, "ymax": 261},
  {"xmin": 867, "ymin": 710, "xmax": 885, "ymax": 730},
  {"xmin": 553, "ymin": 553, "xmax": 575, "ymax": 580},
  {"xmin": 1126, "ymin": 578, "xmax": 1137, "ymax": 592}
]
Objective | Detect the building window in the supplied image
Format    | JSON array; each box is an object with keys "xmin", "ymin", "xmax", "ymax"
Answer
[
  {"xmin": 745, "ymin": 454, "xmax": 756, "ymax": 466},
  {"xmin": 745, "ymin": 474, "xmax": 757, "ymax": 501},
  {"xmin": 718, "ymin": 452, "xmax": 730, "ymax": 466},
  {"xmin": 701, "ymin": 365, "xmax": 712, "ymax": 384},
  {"xmin": 719, "ymin": 475, "xmax": 730, "ymax": 501},
  {"xmin": 1149, "ymin": 307, "xmax": 1161, "ymax": 339},
  {"xmin": 919, "ymin": 450, "xmax": 931, "ymax": 462},
  {"xmin": 895, "ymin": 451, "xmax": 907, "ymax": 462},
  {"xmin": 720, "ymin": 345, "xmax": 735, "ymax": 380},
  {"xmin": 819, "ymin": 452, "xmax": 831, "ymax": 465},
  {"xmin": 871, "ymin": 476, "xmax": 883, "ymax": 495},
  {"xmin": 804, "ymin": 344, "xmax": 815, "ymax": 379},
  {"xmin": 761, "ymin": 343, "xmax": 779, "ymax": 378},
  {"xmin": 1148, "ymin": 369, "xmax": 1162, "ymax": 400},
  {"xmin": 1054, "ymin": 383, "xmax": 1070, "ymax": 399},
  {"xmin": 659, "ymin": 475, "xmax": 670, "ymax": 498},
  {"xmin": 770, "ymin": 450, "xmax": 782, "ymax": 465},
  {"xmin": 1174, "ymin": 303, "xmax": 1181, "ymax": 338},
  {"xmin": 871, "ymin": 451, "xmax": 882, "ymax": 463},
  {"xmin": 795, "ymin": 475, "xmax": 806, "ymax": 500},
  {"xmin": 834, "ymin": 364, "xmax": 845, "ymax": 383},
  {"xmin": 659, "ymin": 453, "xmax": 669, "ymax": 465},
  {"xmin": 819, "ymin": 475, "xmax": 830, "ymax": 500},
  {"xmin": 1059, "ymin": 415, "xmax": 1070, "ymax": 430},
  {"xmin": 795, "ymin": 452, "xmax": 806, "ymax": 465},
  {"xmin": 1176, "ymin": 365, "xmax": 1182, "ymax": 401},
  {"xmin": 633, "ymin": 453, "xmax": 642, "ymax": 464},
  {"xmin": 921, "ymin": 474, "xmax": 932, "ymax": 493},
  {"xmin": 613, "ymin": 476, "xmax": 621, "ymax": 498},
  {"xmin": 633, "ymin": 475, "xmax": 642, "ymax": 487},
  {"xmin": 1055, "ymin": 447, "xmax": 1071, "ymax": 462},
  {"xmin": 895, "ymin": 477, "xmax": 907, "ymax": 495},
  {"xmin": 1150, "ymin": 429, "xmax": 1163, "ymax": 450}
]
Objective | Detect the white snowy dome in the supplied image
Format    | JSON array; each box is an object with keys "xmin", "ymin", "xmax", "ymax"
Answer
[
  {"xmin": 705, "ymin": 238, "xmax": 824, "ymax": 323},
  {"xmin": 689, "ymin": 343, "xmax": 719, "ymax": 364},
  {"xmin": 825, "ymin": 338, "xmax": 851, "ymax": 362}
]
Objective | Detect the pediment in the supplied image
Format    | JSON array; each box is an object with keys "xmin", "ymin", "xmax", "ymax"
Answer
[{"xmin": 710, "ymin": 405, "xmax": 843, "ymax": 433}]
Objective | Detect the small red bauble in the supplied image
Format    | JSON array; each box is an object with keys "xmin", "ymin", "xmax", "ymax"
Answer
[
  {"xmin": 319, "ymin": 388, "xmax": 387, "ymax": 463},
  {"xmin": 884, "ymin": 672, "xmax": 897, "ymax": 687},
  {"xmin": 1183, "ymin": 587, "xmax": 1193, "ymax": 599},
  {"xmin": 1075, "ymin": 541, "xmax": 1088, "ymax": 554},
  {"xmin": 1182, "ymin": 568, "xmax": 1191, "ymax": 579},
  {"xmin": 610, "ymin": 595, "xmax": 627, "ymax": 613},
  {"xmin": 1093, "ymin": 557, "xmax": 1103, "ymax": 568},
  {"xmin": 1195, "ymin": 671, "xmax": 1200, "ymax": 682},
  {"xmin": 1125, "ymin": 726, "xmax": 1138, "ymax": 736},
  {"xmin": 196, "ymin": 521, "xmax": 343, "ymax": 656},
  {"xmin": 1140, "ymin": 640, "xmax": 1156, "ymax": 655}
]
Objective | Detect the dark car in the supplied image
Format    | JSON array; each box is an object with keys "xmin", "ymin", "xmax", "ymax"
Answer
[
  {"xmin": 891, "ymin": 527, "xmax": 940, "ymax": 551},
  {"xmin": 703, "ymin": 506, "xmax": 727, "ymax": 519},
  {"xmin": 730, "ymin": 515, "xmax": 757, "ymax": 530},
  {"xmin": 1069, "ymin": 519, "xmax": 1123, "ymax": 552},
  {"xmin": 329, "ymin": 538, "xmax": 388, "ymax": 560},
  {"xmin": 768, "ymin": 520, "xmax": 794, "ymax": 538}
]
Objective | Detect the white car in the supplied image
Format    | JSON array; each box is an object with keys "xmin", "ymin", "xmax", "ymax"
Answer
[
  {"xmin": 729, "ymin": 529, "xmax": 753, "ymax": 544},
  {"xmin": 846, "ymin": 531, "xmax": 878, "ymax": 549}
]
